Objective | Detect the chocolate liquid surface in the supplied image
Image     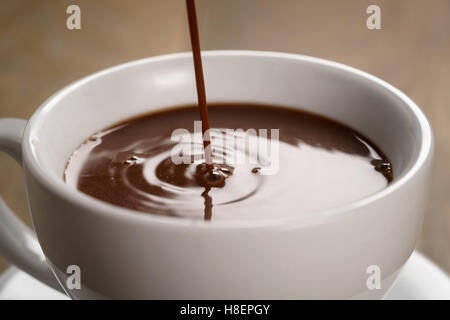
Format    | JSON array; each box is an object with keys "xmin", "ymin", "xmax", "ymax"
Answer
[{"xmin": 64, "ymin": 103, "xmax": 393, "ymax": 221}]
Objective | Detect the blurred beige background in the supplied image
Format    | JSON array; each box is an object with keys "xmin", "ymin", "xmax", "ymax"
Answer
[{"xmin": 0, "ymin": 0, "xmax": 449, "ymax": 276}]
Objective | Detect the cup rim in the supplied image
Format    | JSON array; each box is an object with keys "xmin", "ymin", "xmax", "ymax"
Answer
[{"xmin": 22, "ymin": 50, "xmax": 434, "ymax": 228}]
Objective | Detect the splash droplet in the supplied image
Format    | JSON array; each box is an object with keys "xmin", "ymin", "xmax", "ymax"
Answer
[{"xmin": 371, "ymin": 159, "xmax": 393, "ymax": 182}]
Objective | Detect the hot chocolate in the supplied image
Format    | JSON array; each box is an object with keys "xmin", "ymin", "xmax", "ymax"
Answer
[{"xmin": 64, "ymin": 103, "xmax": 393, "ymax": 221}]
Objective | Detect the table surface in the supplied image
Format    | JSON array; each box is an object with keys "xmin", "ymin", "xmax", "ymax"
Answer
[{"xmin": 0, "ymin": 0, "xmax": 449, "ymax": 274}]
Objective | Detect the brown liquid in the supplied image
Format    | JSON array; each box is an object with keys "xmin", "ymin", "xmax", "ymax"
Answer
[
  {"xmin": 186, "ymin": 0, "xmax": 214, "ymax": 170},
  {"xmin": 185, "ymin": 0, "xmax": 222, "ymax": 218},
  {"xmin": 64, "ymin": 103, "xmax": 393, "ymax": 221}
]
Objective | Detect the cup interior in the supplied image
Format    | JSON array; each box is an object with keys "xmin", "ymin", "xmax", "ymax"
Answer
[{"xmin": 27, "ymin": 52, "xmax": 425, "ymax": 193}]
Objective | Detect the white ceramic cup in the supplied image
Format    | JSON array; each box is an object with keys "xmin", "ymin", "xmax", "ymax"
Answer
[{"xmin": 0, "ymin": 51, "xmax": 433, "ymax": 299}]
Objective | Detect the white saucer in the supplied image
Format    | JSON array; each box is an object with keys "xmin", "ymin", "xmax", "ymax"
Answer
[{"xmin": 0, "ymin": 251, "xmax": 449, "ymax": 300}]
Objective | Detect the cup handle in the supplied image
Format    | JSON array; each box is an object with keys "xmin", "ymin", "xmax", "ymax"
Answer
[{"xmin": 0, "ymin": 118, "xmax": 65, "ymax": 293}]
